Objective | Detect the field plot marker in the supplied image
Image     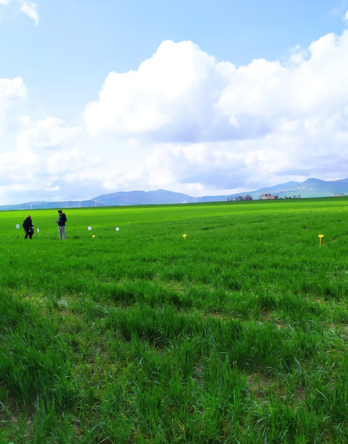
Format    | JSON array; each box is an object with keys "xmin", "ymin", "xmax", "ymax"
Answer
[
  {"xmin": 88, "ymin": 226, "xmax": 92, "ymax": 231},
  {"xmin": 92, "ymin": 235, "xmax": 95, "ymax": 239},
  {"xmin": 16, "ymin": 224, "xmax": 19, "ymax": 229},
  {"xmin": 116, "ymin": 227, "xmax": 119, "ymax": 231},
  {"xmin": 318, "ymin": 234, "xmax": 324, "ymax": 246},
  {"xmin": 183, "ymin": 234, "xmax": 187, "ymax": 239}
]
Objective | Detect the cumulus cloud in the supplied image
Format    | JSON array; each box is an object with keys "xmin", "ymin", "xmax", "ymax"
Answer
[
  {"xmin": 86, "ymin": 35, "xmax": 348, "ymax": 144},
  {"xmin": 0, "ymin": 102, "xmax": 102, "ymax": 203},
  {"xmin": 0, "ymin": 75, "xmax": 108, "ymax": 204},
  {"xmin": 135, "ymin": 110, "xmax": 348, "ymax": 193},
  {"xmin": 3, "ymin": 27, "xmax": 348, "ymax": 204},
  {"xmin": 83, "ymin": 31, "xmax": 348, "ymax": 194},
  {"xmin": 0, "ymin": 117, "xmax": 80, "ymax": 185},
  {"xmin": 17, "ymin": 117, "xmax": 80, "ymax": 152},
  {"xmin": 85, "ymin": 41, "xmax": 234, "ymax": 142},
  {"xmin": 345, "ymin": 10, "xmax": 348, "ymax": 21}
]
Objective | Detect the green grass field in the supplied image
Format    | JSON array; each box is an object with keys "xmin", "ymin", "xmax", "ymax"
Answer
[{"xmin": 1, "ymin": 198, "xmax": 348, "ymax": 443}]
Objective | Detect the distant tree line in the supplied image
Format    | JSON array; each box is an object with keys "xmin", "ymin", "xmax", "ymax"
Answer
[
  {"xmin": 227, "ymin": 194, "xmax": 253, "ymax": 201},
  {"xmin": 227, "ymin": 194, "xmax": 302, "ymax": 201}
]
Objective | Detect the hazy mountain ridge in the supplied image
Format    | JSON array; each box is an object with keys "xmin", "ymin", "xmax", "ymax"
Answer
[{"xmin": 1, "ymin": 178, "xmax": 347, "ymax": 211}]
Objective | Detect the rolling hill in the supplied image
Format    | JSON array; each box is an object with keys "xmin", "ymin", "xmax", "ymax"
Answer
[{"xmin": 1, "ymin": 178, "xmax": 347, "ymax": 211}]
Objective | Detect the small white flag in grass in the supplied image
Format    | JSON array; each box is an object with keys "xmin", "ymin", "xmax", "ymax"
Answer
[
  {"xmin": 88, "ymin": 227, "xmax": 92, "ymax": 231},
  {"xmin": 16, "ymin": 224, "xmax": 20, "ymax": 229},
  {"xmin": 37, "ymin": 228, "xmax": 40, "ymax": 233},
  {"xmin": 116, "ymin": 227, "xmax": 119, "ymax": 231}
]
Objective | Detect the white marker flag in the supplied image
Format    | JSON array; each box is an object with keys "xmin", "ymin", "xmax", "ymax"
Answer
[
  {"xmin": 116, "ymin": 227, "xmax": 119, "ymax": 231},
  {"xmin": 88, "ymin": 227, "xmax": 92, "ymax": 231},
  {"xmin": 37, "ymin": 228, "xmax": 40, "ymax": 233},
  {"xmin": 16, "ymin": 224, "xmax": 20, "ymax": 229}
]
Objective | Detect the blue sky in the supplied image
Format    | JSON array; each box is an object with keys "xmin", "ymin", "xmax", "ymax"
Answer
[{"xmin": 1, "ymin": 0, "xmax": 348, "ymax": 203}]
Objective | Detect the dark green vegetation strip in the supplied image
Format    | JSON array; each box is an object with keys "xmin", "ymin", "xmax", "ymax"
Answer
[{"xmin": 1, "ymin": 198, "xmax": 348, "ymax": 443}]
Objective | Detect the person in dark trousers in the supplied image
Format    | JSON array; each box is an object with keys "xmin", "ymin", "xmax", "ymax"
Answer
[
  {"xmin": 23, "ymin": 215, "xmax": 34, "ymax": 239},
  {"xmin": 55, "ymin": 210, "xmax": 67, "ymax": 240}
]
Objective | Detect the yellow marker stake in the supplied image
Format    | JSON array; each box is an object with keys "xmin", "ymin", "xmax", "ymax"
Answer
[
  {"xmin": 183, "ymin": 234, "xmax": 187, "ymax": 239},
  {"xmin": 318, "ymin": 234, "xmax": 324, "ymax": 246},
  {"xmin": 92, "ymin": 235, "xmax": 95, "ymax": 238}
]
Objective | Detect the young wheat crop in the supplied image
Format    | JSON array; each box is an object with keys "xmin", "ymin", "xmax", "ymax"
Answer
[{"xmin": 1, "ymin": 198, "xmax": 348, "ymax": 443}]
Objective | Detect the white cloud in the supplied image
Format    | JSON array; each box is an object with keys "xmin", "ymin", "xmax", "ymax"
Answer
[
  {"xmin": 20, "ymin": 1, "xmax": 38, "ymax": 25},
  {"xmin": 0, "ymin": 117, "xmax": 80, "ymax": 183},
  {"xmin": 344, "ymin": 10, "xmax": 348, "ymax": 21},
  {"xmin": 17, "ymin": 117, "xmax": 80, "ymax": 151},
  {"xmin": 128, "ymin": 109, "xmax": 348, "ymax": 195},
  {"xmin": 85, "ymin": 40, "xmax": 234, "ymax": 142},
  {"xmin": 0, "ymin": 108, "xmax": 103, "ymax": 203},
  {"xmin": 3, "ymin": 28, "xmax": 348, "ymax": 204},
  {"xmin": 0, "ymin": 75, "xmax": 110, "ymax": 204},
  {"xmin": 82, "ymin": 32, "xmax": 348, "ymax": 195},
  {"xmin": 0, "ymin": 0, "xmax": 39, "ymax": 25},
  {"xmin": 85, "ymin": 34, "xmax": 348, "ymax": 145},
  {"xmin": 0, "ymin": 77, "xmax": 27, "ymax": 134}
]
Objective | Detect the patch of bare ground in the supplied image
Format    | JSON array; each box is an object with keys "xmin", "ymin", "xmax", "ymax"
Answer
[
  {"xmin": 274, "ymin": 318, "xmax": 283, "ymax": 329},
  {"xmin": 209, "ymin": 312, "xmax": 228, "ymax": 319},
  {"xmin": 330, "ymin": 323, "xmax": 348, "ymax": 331},
  {"xmin": 327, "ymin": 323, "xmax": 348, "ymax": 343},
  {"xmin": 204, "ymin": 312, "xmax": 229, "ymax": 322},
  {"xmin": 60, "ymin": 310, "xmax": 76, "ymax": 318},
  {"xmin": 246, "ymin": 373, "xmax": 306, "ymax": 404},
  {"xmin": 260, "ymin": 312, "xmax": 284, "ymax": 329},
  {"xmin": 295, "ymin": 385, "xmax": 306, "ymax": 401},
  {"xmin": 246, "ymin": 372, "xmax": 275, "ymax": 398},
  {"xmin": 193, "ymin": 359, "xmax": 203, "ymax": 385},
  {"xmin": 0, "ymin": 393, "xmax": 35, "ymax": 438}
]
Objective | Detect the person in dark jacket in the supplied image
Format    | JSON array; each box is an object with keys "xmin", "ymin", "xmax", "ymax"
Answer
[
  {"xmin": 23, "ymin": 215, "xmax": 34, "ymax": 239},
  {"xmin": 55, "ymin": 210, "xmax": 67, "ymax": 240}
]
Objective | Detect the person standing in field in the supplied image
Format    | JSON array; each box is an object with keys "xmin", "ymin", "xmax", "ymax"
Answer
[
  {"xmin": 55, "ymin": 210, "xmax": 67, "ymax": 240},
  {"xmin": 23, "ymin": 215, "xmax": 34, "ymax": 239}
]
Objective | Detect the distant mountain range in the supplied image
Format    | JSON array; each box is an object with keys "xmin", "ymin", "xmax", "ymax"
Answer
[{"xmin": 1, "ymin": 178, "xmax": 347, "ymax": 211}]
